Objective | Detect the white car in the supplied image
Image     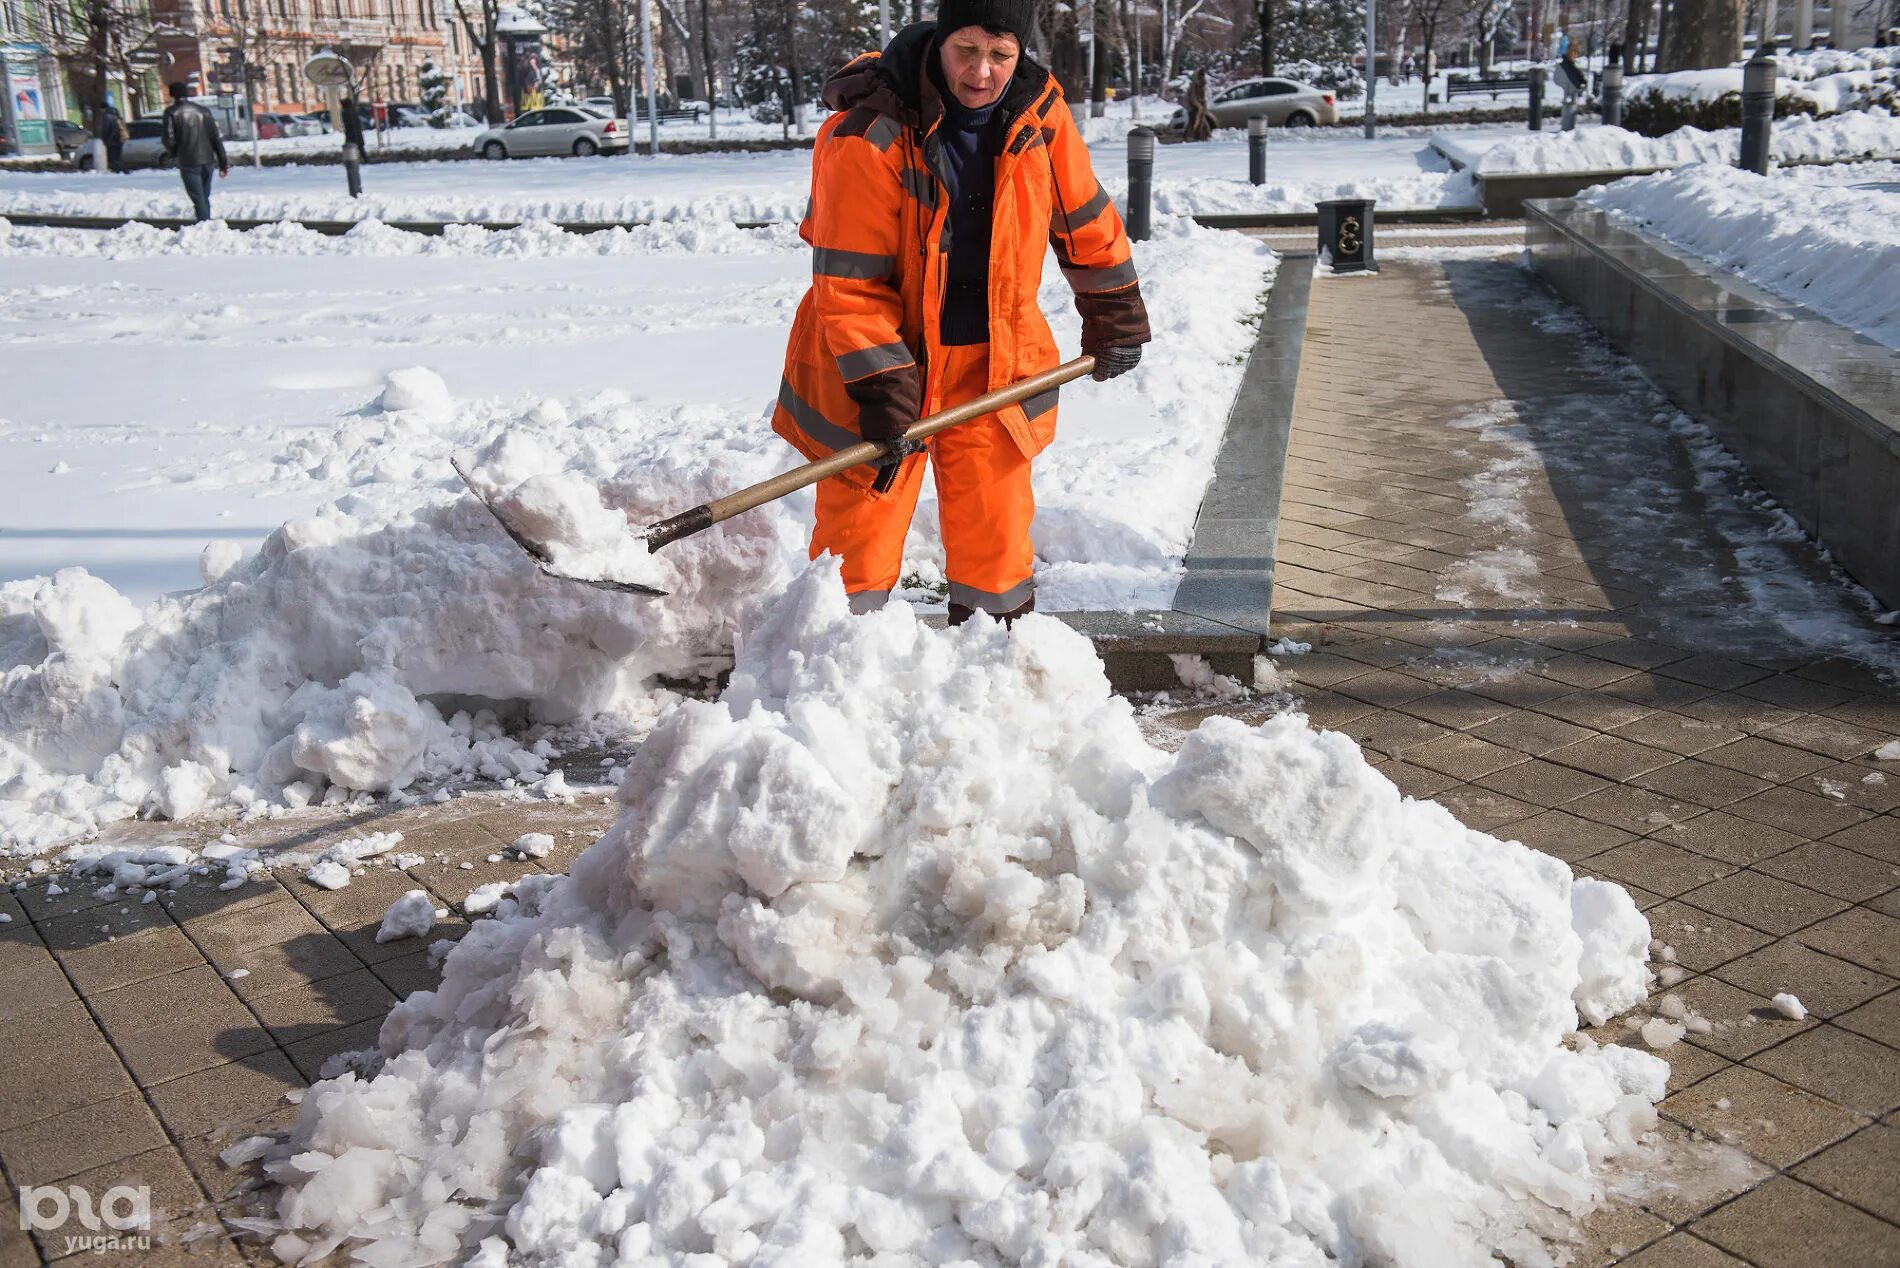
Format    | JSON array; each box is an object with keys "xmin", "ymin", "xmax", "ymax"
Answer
[
  {"xmin": 474, "ymin": 106, "xmax": 630, "ymax": 158},
  {"xmin": 74, "ymin": 118, "xmax": 169, "ymax": 170}
]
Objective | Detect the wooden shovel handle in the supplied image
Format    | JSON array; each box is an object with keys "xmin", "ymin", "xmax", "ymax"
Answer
[{"xmin": 645, "ymin": 356, "xmax": 1097, "ymax": 551}]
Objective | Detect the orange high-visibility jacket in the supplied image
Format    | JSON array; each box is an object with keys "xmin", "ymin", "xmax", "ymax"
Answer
[{"xmin": 773, "ymin": 23, "xmax": 1151, "ymax": 493}]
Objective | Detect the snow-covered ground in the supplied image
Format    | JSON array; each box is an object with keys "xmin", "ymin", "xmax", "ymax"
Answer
[
  {"xmin": 241, "ymin": 562, "xmax": 1665, "ymax": 1268},
  {"xmin": 1580, "ymin": 163, "xmax": 1900, "ymax": 349},
  {"xmin": 0, "ymin": 212, "xmax": 1271, "ymax": 854},
  {"xmin": 1435, "ymin": 109, "xmax": 1900, "ymax": 174},
  {"xmin": 0, "ymin": 122, "xmax": 1511, "ymax": 222}
]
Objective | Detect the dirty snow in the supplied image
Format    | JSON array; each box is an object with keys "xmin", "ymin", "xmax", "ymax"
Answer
[
  {"xmin": 1436, "ymin": 110, "xmax": 1900, "ymax": 174},
  {"xmin": 251, "ymin": 563, "xmax": 1663, "ymax": 1268}
]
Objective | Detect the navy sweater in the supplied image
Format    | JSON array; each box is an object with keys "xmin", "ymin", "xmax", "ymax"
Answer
[{"xmin": 936, "ymin": 85, "xmax": 1005, "ymax": 346}]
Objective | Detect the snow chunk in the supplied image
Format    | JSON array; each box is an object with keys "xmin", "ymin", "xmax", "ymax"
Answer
[
  {"xmin": 376, "ymin": 367, "xmax": 452, "ymax": 418},
  {"xmin": 1772, "ymin": 992, "xmax": 1808, "ymax": 1020},
  {"xmin": 376, "ymin": 889, "xmax": 439, "ymax": 942},
  {"xmin": 510, "ymin": 833, "xmax": 554, "ymax": 859},
  {"xmin": 1875, "ymin": 740, "xmax": 1900, "ymax": 761},
  {"xmin": 199, "ymin": 541, "xmax": 245, "ymax": 587}
]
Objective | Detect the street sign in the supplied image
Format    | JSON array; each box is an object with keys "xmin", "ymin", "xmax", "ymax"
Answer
[
  {"xmin": 127, "ymin": 49, "xmax": 161, "ymax": 66},
  {"xmin": 304, "ymin": 49, "xmax": 353, "ymax": 88}
]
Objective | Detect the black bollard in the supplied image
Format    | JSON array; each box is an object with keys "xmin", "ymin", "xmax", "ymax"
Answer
[
  {"xmin": 1740, "ymin": 54, "xmax": 1777, "ymax": 175},
  {"xmin": 1601, "ymin": 64, "xmax": 1624, "ymax": 128},
  {"xmin": 1126, "ymin": 127, "xmax": 1155, "ymax": 242},
  {"xmin": 1247, "ymin": 114, "xmax": 1268, "ymax": 186},
  {"xmin": 1528, "ymin": 65, "xmax": 1547, "ymax": 131},
  {"xmin": 1316, "ymin": 198, "xmax": 1378, "ymax": 274}
]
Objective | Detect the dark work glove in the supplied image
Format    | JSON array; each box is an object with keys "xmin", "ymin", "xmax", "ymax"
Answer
[
  {"xmin": 1089, "ymin": 345, "xmax": 1142, "ymax": 381},
  {"xmin": 869, "ymin": 435, "xmax": 924, "ymax": 493}
]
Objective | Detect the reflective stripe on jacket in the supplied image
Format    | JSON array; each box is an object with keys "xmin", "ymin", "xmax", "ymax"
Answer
[{"xmin": 773, "ymin": 21, "xmax": 1150, "ymax": 492}]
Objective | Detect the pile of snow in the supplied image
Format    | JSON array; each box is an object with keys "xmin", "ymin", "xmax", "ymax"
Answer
[
  {"xmin": 1581, "ymin": 164, "xmax": 1900, "ymax": 350},
  {"xmin": 252, "ymin": 563, "xmax": 1663, "ymax": 1267},
  {"xmin": 1625, "ymin": 46, "xmax": 1898, "ymax": 117},
  {"xmin": 1439, "ymin": 110, "xmax": 1900, "ymax": 174}
]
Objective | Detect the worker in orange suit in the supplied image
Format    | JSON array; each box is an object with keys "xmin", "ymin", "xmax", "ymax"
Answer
[{"xmin": 771, "ymin": 0, "xmax": 1151, "ymax": 624}]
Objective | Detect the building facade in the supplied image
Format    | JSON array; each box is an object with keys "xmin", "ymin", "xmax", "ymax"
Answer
[{"xmin": 146, "ymin": 0, "xmax": 468, "ymax": 113}]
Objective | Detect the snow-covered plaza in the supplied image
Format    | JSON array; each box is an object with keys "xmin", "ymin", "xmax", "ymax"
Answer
[{"xmin": 2, "ymin": 65, "xmax": 1899, "ymax": 1268}]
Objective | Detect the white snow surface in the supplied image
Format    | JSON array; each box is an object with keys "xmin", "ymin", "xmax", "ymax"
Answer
[
  {"xmin": 1436, "ymin": 110, "xmax": 1900, "ymax": 174},
  {"xmin": 0, "ymin": 215, "xmax": 1271, "ymax": 855},
  {"xmin": 259, "ymin": 564, "xmax": 1662, "ymax": 1268},
  {"xmin": 1580, "ymin": 164, "xmax": 1900, "ymax": 350}
]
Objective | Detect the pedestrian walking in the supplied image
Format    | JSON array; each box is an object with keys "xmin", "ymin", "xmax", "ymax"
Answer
[
  {"xmin": 161, "ymin": 82, "xmax": 229, "ymax": 222},
  {"xmin": 1557, "ymin": 45, "xmax": 1587, "ymax": 131},
  {"xmin": 97, "ymin": 102, "xmax": 128, "ymax": 173},
  {"xmin": 773, "ymin": 0, "xmax": 1150, "ymax": 624}
]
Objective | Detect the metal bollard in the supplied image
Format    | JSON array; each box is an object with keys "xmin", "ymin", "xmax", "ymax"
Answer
[
  {"xmin": 1247, "ymin": 114, "xmax": 1269, "ymax": 186},
  {"xmin": 1528, "ymin": 65, "xmax": 1547, "ymax": 131},
  {"xmin": 1740, "ymin": 54, "xmax": 1777, "ymax": 175},
  {"xmin": 1126, "ymin": 126, "xmax": 1155, "ymax": 242},
  {"xmin": 1316, "ymin": 198, "xmax": 1378, "ymax": 273},
  {"xmin": 1601, "ymin": 64, "xmax": 1624, "ymax": 128}
]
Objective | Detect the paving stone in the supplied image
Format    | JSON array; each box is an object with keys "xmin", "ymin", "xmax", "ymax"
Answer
[
  {"xmin": 1791, "ymin": 1122, "xmax": 1900, "ymax": 1225},
  {"xmin": 1537, "ymin": 653, "xmax": 1640, "ymax": 690},
  {"xmin": 1400, "ymin": 732, "xmax": 1529, "ymax": 781},
  {"xmin": 1757, "ymin": 714, "xmax": 1890, "ymax": 761},
  {"xmin": 1697, "ymin": 738, "xmax": 1838, "ymax": 784},
  {"xmin": 1736, "ymin": 674, "xmax": 1857, "ymax": 715},
  {"xmin": 1286, "ymin": 688, "xmax": 1379, "ymax": 731},
  {"xmin": 1585, "ymin": 841, "xmax": 1736, "ymax": 901},
  {"xmin": 1796, "ymin": 906, "xmax": 1900, "ymax": 979},
  {"xmin": 0, "ymin": 956, "xmax": 79, "ymax": 1025},
  {"xmin": 1391, "ymin": 689, "xmax": 1515, "ymax": 731},
  {"xmin": 1661, "ymin": 1065, "xmax": 1867, "ymax": 1169},
  {"xmin": 1465, "ymin": 671, "xmax": 1580, "ymax": 709},
  {"xmin": 1603, "ymin": 673, "xmax": 1721, "ymax": 712},
  {"xmin": 1282, "ymin": 651, "xmax": 1377, "ymax": 689},
  {"xmin": 200, "ymin": 932, "xmax": 366, "ymax": 1003},
  {"xmin": 1579, "ymin": 638, "xmax": 1690, "ymax": 671},
  {"xmin": 245, "ymin": 967, "xmax": 398, "ymax": 1044},
  {"xmin": 1344, "ymin": 712, "xmax": 1454, "ymax": 759},
  {"xmin": 1467, "ymin": 709, "xmax": 1599, "ymax": 756},
  {"xmin": 1747, "ymin": 1024, "xmax": 1900, "ymax": 1117},
  {"xmin": 1676, "ymin": 692, "xmax": 1808, "ymax": 736},
  {"xmin": 1834, "ymin": 989, "xmax": 1900, "ymax": 1049},
  {"xmin": 369, "ymin": 948, "xmax": 445, "ymax": 1001},
  {"xmin": 1546, "ymin": 734, "xmax": 1682, "ymax": 782},
  {"xmin": 0, "ymin": 1007, "xmax": 136, "ymax": 1132},
  {"xmin": 153, "ymin": 874, "xmax": 293, "ymax": 926},
  {"xmin": 1753, "ymin": 842, "xmax": 1899, "ymax": 902},
  {"xmin": 1724, "ymin": 785, "xmax": 1872, "ymax": 839},
  {"xmin": 284, "ymin": 1016, "xmax": 386, "ymax": 1083},
  {"xmin": 39, "ymin": 1145, "xmax": 214, "ymax": 1262},
  {"xmin": 0, "ymin": 1092, "xmax": 169, "ymax": 1186},
  {"xmin": 1567, "ymin": 1198, "xmax": 1672, "ymax": 1267},
  {"xmin": 1651, "ymin": 810, "xmax": 1808, "ymax": 868},
  {"xmin": 1691, "ymin": 1176, "xmax": 1900, "ymax": 1268},
  {"xmin": 1630, "ymin": 760, "xmax": 1775, "ymax": 810},
  {"xmin": 13, "ymin": 877, "xmax": 122, "ymax": 924},
  {"xmin": 91, "ymin": 964, "xmax": 274, "ymax": 1087},
  {"xmin": 185, "ymin": 896, "xmax": 330, "ymax": 961},
  {"xmin": 407, "ymin": 854, "xmax": 546, "ymax": 909},
  {"xmin": 1669, "ymin": 975, "xmax": 1816, "ymax": 1060},
  {"xmin": 1503, "ymin": 809, "xmax": 1633, "ymax": 861},
  {"xmin": 1531, "ymin": 690, "xmax": 1657, "ymax": 731},
  {"xmin": 1679, "ymin": 870, "xmax": 1848, "ymax": 937},
  {"xmin": 1332, "ymin": 668, "xmax": 1441, "ymax": 709},
  {"xmin": 1473, "ymin": 758, "xmax": 1616, "ymax": 808},
  {"xmin": 1568, "ymin": 785, "xmax": 1706, "ymax": 835},
  {"xmin": 1428, "ymin": 786, "xmax": 1540, "ymax": 832},
  {"xmin": 1714, "ymin": 938, "xmax": 1897, "ymax": 1019},
  {"xmin": 146, "ymin": 1050, "xmax": 303, "ymax": 1141},
  {"xmin": 1821, "ymin": 816, "xmax": 1900, "ymax": 866},
  {"xmin": 1800, "ymin": 762, "xmax": 1900, "ymax": 815},
  {"xmin": 1643, "ymin": 901, "xmax": 1778, "ymax": 974},
  {"xmin": 1610, "ymin": 1233, "xmax": 1750, "ymax": 1268},
  {"xmin": 1822, "ymin": 696, "xmax": 1900, "ymax": 735},
  {"xmin": 1608, "ymin": 712, "xmax": 1749, "ymax": 758}
]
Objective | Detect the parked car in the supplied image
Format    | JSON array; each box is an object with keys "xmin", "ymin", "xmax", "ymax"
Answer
[
  {"xmin": 473, "ymin": 106, "xmax": 629, "ymax": 158},
  {"xmin": 1167, "ymin": 77, "xmax": 1338, "ymax": 133},
  {"xmin": 293, "ymin": 110, "xmax": 334, "ymax": 134},
  {"xmin": 52, "ymin": 119, "xmax": 92, "ymax": 159},
  {"xmin": 255, "ymin": 114, "xmax": 284, "ymax": 140},
  {"xmin": 74, "ymin": 118, "xmax": 167, "ymax": 169}
]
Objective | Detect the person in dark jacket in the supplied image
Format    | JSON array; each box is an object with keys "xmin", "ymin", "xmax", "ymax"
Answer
[
  {"xmin": 162, "ymin": 83, "xmax": 229, "ymax": 222},
  {"xmin": 97, "ymin": 103, "xmax": 129, "ymax": 173}
]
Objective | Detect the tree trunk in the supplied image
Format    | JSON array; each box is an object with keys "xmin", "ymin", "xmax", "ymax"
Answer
[
  {"xmin": 1259, "ymin": 0, "xmax": 1274, "ymax": 75},
  {"xmin": 1421, "ymin": 21, "xmax": 1434, "ymax": 112},
  {"xmin": 1660, "ymin": 0, "xmax": 1743, "ymax": 67},
  {"xmin": 699, "ymin": 0, "xmax": 716, "ymax": 116}
]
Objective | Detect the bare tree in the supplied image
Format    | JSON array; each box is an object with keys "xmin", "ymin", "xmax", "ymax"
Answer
[
  {"xmin": 453, "ymin": 0, "xmax": 504, "ymax": 120},
  {"xmin": 48, "ymin": 0, "xmax": 163, "ymax": 121}
]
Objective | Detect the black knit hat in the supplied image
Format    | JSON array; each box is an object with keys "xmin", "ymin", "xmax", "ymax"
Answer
[{"xmin": 935, "ymin": 0, "xmax": 1038, "ymax": 42}]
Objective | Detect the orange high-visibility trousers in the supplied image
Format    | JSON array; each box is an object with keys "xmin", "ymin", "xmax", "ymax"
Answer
[{"xmin": 809, "ymin": 342, "xmax": 1036, "ymax": 617}]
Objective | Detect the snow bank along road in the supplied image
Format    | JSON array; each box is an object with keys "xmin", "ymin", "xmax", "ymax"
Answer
[
  {"xmin": 0, "ymin": 214, "xmax": 1270, "ymax": 855},
  {"xmin": 0, "ymin": 126, "xmax": 1490, "ymax": 224}
]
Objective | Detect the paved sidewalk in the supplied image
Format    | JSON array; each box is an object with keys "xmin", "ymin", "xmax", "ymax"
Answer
[
  {"xmin": 1156, "ymin": 255, "xmax": 1900, "ymax": 1267},
  {"xmin": 1, "ymin": 255, "xmax": 1896, "ymax": 1268}
]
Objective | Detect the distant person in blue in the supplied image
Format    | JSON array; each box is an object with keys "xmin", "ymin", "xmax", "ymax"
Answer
[{"xmin": 161, "ymin": 83, "xmax": 229, "ymax": 222}]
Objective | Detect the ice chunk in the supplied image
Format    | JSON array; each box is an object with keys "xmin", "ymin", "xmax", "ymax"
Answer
[
  {"xmin": 376, "ymin": 366, "xmax": 452, "ymax": 417},
  {"xmin": 376, "ymin": 889, "xmax": 438, "ymax": 942},
  {"xmin": 1772, "ymin": 992, "xmax": 1807, "ymax": 1020}
]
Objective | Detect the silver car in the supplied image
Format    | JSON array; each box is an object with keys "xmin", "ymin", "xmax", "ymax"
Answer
[
  {"xmin": 1168, "ymin": 78, "xmax": 1339, "ymax": 133},
  {"xmin": 475, "ymin": 106, "xmax": 630, "ymax": 159}
]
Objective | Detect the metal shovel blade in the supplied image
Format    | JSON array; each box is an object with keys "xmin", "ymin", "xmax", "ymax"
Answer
[{"xmin": 450, "ymin": 458, "xmax": 668, "ymax": 597}]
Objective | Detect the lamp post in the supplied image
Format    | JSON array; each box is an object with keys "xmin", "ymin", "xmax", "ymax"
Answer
[
  {"xmin": 1364, "ymin": 0, "xmax": 1377, "ymax": 139},
  {"xmin": 637, "ymin": 0, "xmax": 658, "ymax": 156}
]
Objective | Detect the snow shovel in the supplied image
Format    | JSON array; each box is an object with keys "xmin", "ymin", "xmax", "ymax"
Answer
[{"xmin": 454, "ymin": 355, "xmax": 1098, "ymax": 597}]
